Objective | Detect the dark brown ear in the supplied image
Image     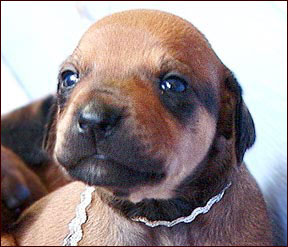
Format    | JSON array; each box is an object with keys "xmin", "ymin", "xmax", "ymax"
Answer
[
  {"xmin": 218, "ymin": 72, "xmax": 256, "ymax": 165},
  {"xmin": 1, "ymin": 95, "xmax": 55, "ymax": 166}
]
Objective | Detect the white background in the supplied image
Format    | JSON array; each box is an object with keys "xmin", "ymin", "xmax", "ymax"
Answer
[{"xmin": 1, "ymin": 1, "xmax": 287, "ymax": 241}]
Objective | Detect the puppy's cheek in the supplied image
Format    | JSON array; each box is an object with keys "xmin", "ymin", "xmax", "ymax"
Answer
[
  {"xmin": 159, "ymin": 91, "xmax": 196, "ymax": 124},
  {"xmin": 171, "ymin": 111, "xmax": 216, "ymax": 174},
  {"xmin": 127, "ymin": 108, "xmax": 216, "ymax": 203}
]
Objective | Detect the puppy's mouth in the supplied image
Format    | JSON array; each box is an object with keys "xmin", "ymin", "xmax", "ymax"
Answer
[{"xmin": 58, "ymin": 154, "xmax": 165, "ymax": 189}]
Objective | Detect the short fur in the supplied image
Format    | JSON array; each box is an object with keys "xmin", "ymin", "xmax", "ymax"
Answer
[
  {"xmin": 1, "ymin": 146, "xmax": 47, "ymax": 231},
  {"xmin": 1, "ymin": 97, "xmax": 70, "ymax": 233},
  {"xmin": 1, "ymin": 9, "xmax": 272, "ymax": 246}
]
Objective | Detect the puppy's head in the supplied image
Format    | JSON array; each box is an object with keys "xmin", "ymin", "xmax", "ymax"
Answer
[{"xmin": 45, "ymin": 10, "xmax": 255, "ymax": 202}]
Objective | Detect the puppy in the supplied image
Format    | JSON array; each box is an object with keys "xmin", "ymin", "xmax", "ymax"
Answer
[
  {"xmin": 4, "ymin": 10, "xmax": 273, "ymax": 245},
  {"xmin": 1, "ymin": 96, "xmax": 70, "ymax": 232},
  {"xmin": 1, "ymin": 146, "xmax": 47, "ymax": 231}
]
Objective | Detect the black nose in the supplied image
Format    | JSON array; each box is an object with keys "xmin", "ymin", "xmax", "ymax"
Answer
[{"xmin": 78, "ymin": 103, "xmax": 122, "ymax": 138}]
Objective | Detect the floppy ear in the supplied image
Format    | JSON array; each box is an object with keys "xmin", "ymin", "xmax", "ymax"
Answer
[
  {"xmin": 217, "ymin": 72, "xmax": 256, "ymax": 165},
  {"xmin": 1, "ymin": 95, "xmax": 56, "ymax": 166}
]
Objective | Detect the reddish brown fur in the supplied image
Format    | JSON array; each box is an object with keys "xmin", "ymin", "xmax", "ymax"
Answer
[{"xmin": 1, "ymin": 10, "xmax": 272, "ymax": 246}]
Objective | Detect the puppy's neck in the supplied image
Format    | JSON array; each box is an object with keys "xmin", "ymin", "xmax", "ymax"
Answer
[
  {"xmin": 98, "ymin": 182, "xmax": 232, "ymax": 227},
  {"xmin": 97, "ymin": 141, "xmax": 235, "ymax": 225}
]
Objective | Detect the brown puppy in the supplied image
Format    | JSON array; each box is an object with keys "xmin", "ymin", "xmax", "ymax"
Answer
[{"xmin": 6, "ymin": 10, "xmax": 272, "ymax": 245}]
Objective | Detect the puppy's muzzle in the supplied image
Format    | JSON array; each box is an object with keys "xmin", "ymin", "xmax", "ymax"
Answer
[
  {"xmin": 55, "ymin": 90, "xmax": 165, "ymax": 187},
  {"xmin": 77, "ymin": 100, "xmax": 123, "ymax": 140}
]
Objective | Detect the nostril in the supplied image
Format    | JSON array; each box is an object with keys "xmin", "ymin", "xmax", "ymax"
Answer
[
  {"xmin": 78, "ymin": 121, "xmax": 89, "ymax": 133},
  {"xmin": 78, "ymin": 114, "xmax": 95, "ymax": 133},
  {"xmin": 98, "ymin": 120, "xmax": 112, "ymax": 132},
  {"xmin": 100, "ymin": 114, "xmax": 122, "ymax": 132}
]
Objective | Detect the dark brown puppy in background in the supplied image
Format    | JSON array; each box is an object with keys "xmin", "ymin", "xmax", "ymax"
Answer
[
  {"xmin": 1, "ymin": 146, "xmax": 47, "ymax": 231},
  {"xmin": 3, "ymin": 9, "xmax": 272, "ymax": 245},
  {"xmin": 1, "ymin": 96, "xmax": 70, "ymax": 232}
]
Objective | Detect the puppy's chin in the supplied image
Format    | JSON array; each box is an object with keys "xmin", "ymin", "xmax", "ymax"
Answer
[{"xmin": 61, "ymin": 157, "xmax": 165, "ymax": 191}]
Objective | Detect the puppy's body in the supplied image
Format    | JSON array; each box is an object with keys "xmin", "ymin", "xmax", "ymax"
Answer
[
  {"xmin": 3, "ymin": 10, "xmax": 272, "ymax": 245},
  {"xmin": 14, "ymin": 165, "xmax": 270, "ymax": 246}
]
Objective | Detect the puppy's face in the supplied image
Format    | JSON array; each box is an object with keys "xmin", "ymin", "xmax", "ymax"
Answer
[{"xmin": 46, "ymin": 10, "xmax": 255, "ymax": 202}]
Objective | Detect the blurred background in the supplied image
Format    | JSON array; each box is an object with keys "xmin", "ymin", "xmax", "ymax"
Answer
[{"xmin": 1, "ymin": 1, "xmax": 287, "ymax": 244}]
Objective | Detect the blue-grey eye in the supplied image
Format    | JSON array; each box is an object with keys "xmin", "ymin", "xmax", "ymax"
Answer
[
  {"xmin": 61, "ymin": 70, "xmax": 79, "ymax": 88},
  {"xmin": 160, "ymin": 76, "xmax": 187, "ymax": 92}
]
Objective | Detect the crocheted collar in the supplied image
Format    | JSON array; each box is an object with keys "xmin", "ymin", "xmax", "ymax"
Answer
[{"xmin": 63, "ymin": 182, "xmax": 231, "ymax": 246}]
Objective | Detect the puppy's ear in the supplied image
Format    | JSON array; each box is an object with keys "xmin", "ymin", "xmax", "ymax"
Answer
[
  {"xmin": 1, "ymin": 95, "xmax": 56, "ymax": 166},
  {"xmin": 217, "ymin": 72, "xmax": 256, "ymax": 165},
  {"xmin": 42, "ymin": 99, "xmax": 58, "ymax": 155}
]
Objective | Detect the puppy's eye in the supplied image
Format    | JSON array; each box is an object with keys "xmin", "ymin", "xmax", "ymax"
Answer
[
  {"xmin": 160, "ymin": 76, "xmax": 187, "ymax": 92},
  {"xmin": 61, "ymin": 70, "xmax": 79, "ymax": 88}
]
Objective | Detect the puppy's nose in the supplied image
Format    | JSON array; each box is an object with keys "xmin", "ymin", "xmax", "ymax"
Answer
[{"xmin": 78, "ymin": 103, "xmax": 122, "ymax": 138}]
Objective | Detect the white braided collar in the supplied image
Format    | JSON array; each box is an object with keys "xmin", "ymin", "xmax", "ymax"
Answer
[
  {"xmin": 63, "ymin": 182, "xmax": 231, "ymax": 246},
  {"xmin": 63, "ymin": 186, "xmax": 95, "ymax": 246},
  {"xmin": 131, "ymin": 182, "xmax": 232, "ymax": 227}
]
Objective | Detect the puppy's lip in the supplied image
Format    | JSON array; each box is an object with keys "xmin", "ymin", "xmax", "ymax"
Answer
[
  {"xmin": 56, "ymin": 153, "xmax": 106, "ymax": 168},
  {"xmin": 57, "ymin": 152, "xmax": 164, "ymax": 177},
  {"xmin": 66, "ymin": 154, "xmax": 165, "ymax": 188}
]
